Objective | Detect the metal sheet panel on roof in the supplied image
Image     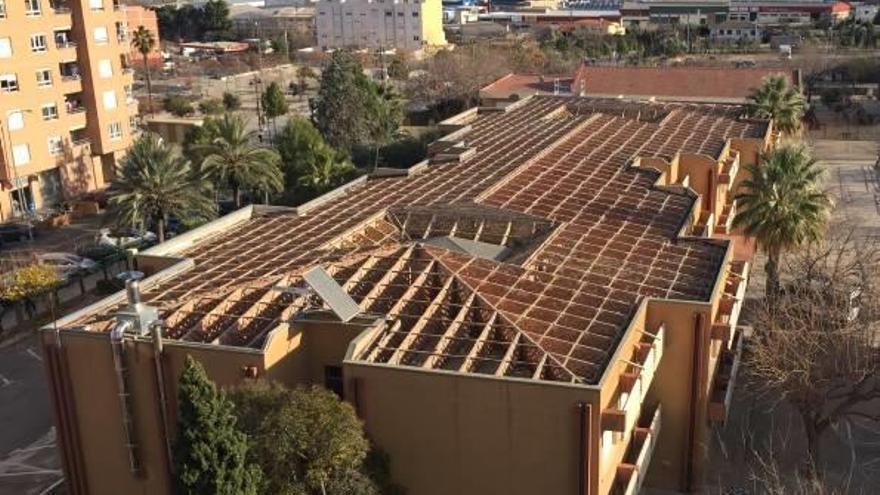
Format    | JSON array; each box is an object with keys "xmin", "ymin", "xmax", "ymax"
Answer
[{"xmin": 303, "ymin": 266, "xmax": 361, "ymax": 322}]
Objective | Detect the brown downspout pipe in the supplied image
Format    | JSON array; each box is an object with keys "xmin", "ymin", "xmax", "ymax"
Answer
[
  {"xmin": 151, "ymin": 324, "xmax": 174, "ymax": 491},
  {"xmin": 577, "ymin": 402, "xmax": 592, "ymax": 495},
  {"xmin": 45, "ymin": 334, "xmax": 90, "ymax": 494},
  {"xmin": 684, "ymin": 312, "xmax": 706, "ymax": 492},
  {"xmin": 43, "ymin": 343, "xmax": 80, "ymax": 494}
]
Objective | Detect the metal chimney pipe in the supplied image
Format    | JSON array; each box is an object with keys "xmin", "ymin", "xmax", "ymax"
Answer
[{"xmin": 126, "ymin": 280, "xmax": 141, "ymax": 306}]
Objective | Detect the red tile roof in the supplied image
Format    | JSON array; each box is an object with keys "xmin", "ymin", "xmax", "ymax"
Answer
[
  {"xmin": 572, "ymin": 65, "xmax": 797, "ymax": 102},
  {"xmin": 70, "ymin": 96, "xmax": 768, "ymax": 384}
]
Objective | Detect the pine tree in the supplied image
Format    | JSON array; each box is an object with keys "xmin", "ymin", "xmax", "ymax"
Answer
[
  {"xmin": 311, "ymin": 51, "xmax": 400, "ymax": 153},
  {"xmin": 260, "ymin": 82, "xmax": 289, "ymax": 140},
  {"xmin": 173, "ymin": 356, "xmax": 262, "ymax": 495}
]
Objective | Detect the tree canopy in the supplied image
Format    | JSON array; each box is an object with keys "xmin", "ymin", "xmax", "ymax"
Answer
[
  {"xmin": 107, "ymin": 134, "xmax": 215, "ymax": 242},
  {"xmin": 196, "ymin": 113, "xmax": 284, "ymax": 207},
  {"xmin": 276, "ymin": 117, "xmax": 355, "ymax": 202},
  {"xmin": 311, "ymin": 51, "xmax": 401, "ymax": 153},
  {"xmin": 733, "ymin": 145, "xmax": 832, "ymax": 298},
  {"xmin": 747, "ymin": 76, "xmax": 806, "ymax": 135},
  {"xmin": 230, "ymin": 382, "xmax": 372, "ymax": 495},
  {"xmin": 173, "ymin": 357, "xmax": 262, "ymax": 495},
  {"xmin": 155, "ymin": 0, "xmax": 232, "ymax": 42}
]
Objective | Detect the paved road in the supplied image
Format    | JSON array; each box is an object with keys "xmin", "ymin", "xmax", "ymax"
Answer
[{"xmin": 0, "ymin": 334, "xmax": 61, "ymax": 495}]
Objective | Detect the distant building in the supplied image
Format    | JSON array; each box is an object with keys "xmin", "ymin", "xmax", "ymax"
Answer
[
  {"xmin": 728, "ymin": 1, "xmax": 851, "ymax": 26},
  {"xmin": 316, "ymin": 0, "xmax": 447, "ymax": 51},
  {"xmin": 572, "ymin": 65, "xmax": 798, "ymax": 103},
  {"xmin": 126, "ymin": 6, "xmax": 162, "ymax": 66},
  {"xmin": 710, "ymin": 20, "xmax": 762, "ymax": 43},
  {"xmin": 0, "ymin": 0, "xmax": 138, "ymax": 218},
  {"xmin": 852, "ymin": 3, "xmax": 879, "ymax": 23},
  {"xmin": 230, "ymin": 5, "xmax": 316, "ymax": 43}
]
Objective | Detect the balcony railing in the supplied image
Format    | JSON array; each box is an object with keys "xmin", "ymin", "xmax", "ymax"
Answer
[
  {"xmin": 708, "ymin": 327, "xmax": 745, "ymax": 423},
  {"xmin": 602, "ymin": 325, "xmax": 664, "ymax": 434},
  {"xmin": 714, "ymin": 201, "xmax": 736, "ymax": 235},
  {"xmin": 122, "ymin": 68, "xmax": 135, "ymax": 76},
  {"xmin": 610, "ymin": 405, "xmax": 662, "ymax": 495},
  {"xmin": 56, "ymin": 40, "xmax": 76, "ymax": 49},
  {"xmin": 711, "ymin": 261, "xmax": 749, "ymax": 347},
  {"xmin": 67, "ymin": 104, "xmax": 86, "ymax": 114},
  {"xmin": 691, "ymin": 211, "xmax": 715, "ymax": 238}
]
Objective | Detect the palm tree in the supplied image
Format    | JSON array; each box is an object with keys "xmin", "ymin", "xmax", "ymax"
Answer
[
  {"xmin": 198, "ymin": 113, "xmax": 283, "ymax": 208},
  {"xmin": 297, "ymin": 153, "xmax": 354, "ymax": 195},
  {"xmin": 108, "ymin": 134, "xmax": 216, "ymax": 243},
  {"xmin": 746, "ymin": 76, "xmax": 806, "ymax": 135},
  {"xmin": 131, "ymin": 26, "xmax": 156, "ymax": 116},
  {"xmin": 733, "ymin": 145, "xmax": 832, "ymax": 300}
]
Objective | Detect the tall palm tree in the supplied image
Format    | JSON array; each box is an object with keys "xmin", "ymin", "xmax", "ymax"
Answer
[
  {"xmin": 131, "ymin": 26, "xmax": 156, "ymax": 116},
  {"xmin": 108, "ymin": 134, "xmax": 216, "ymax": 243},
  {"xmin": 733, "ymin": 145, "xmax": 832, "ymax": 299},
  {"xmin": 198, "ymin": 113, "xmax": 283, "ymax": 208},
  {"xmin": 746, "ymin": 76, "xmax": 806, "ymax": 135}
]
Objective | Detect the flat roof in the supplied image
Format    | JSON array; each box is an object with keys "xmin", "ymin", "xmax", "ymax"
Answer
[{"xmin": 61, "ymin": 96, "xmax": 767, "ymax": 385}]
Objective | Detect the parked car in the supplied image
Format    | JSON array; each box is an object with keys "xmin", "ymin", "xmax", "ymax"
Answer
[
  {"xmin": 0, "ymin": 223, "xmax": 33, "ymax": 244},
  {"xmin": 97, "ymin": 228, "xmax": 157, "ymax": 249},
  {"xmin": 38, "ymin": 252, "xmax": 97, "ymax": 280}
]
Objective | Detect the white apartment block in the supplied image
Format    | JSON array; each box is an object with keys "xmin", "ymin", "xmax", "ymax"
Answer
[{"xmin": 316, "ymin": 0, "xmax": 446, "ymax": 52}]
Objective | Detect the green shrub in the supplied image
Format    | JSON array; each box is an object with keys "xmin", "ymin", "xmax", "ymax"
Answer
[
  {"xmin": 198, "ymin": 98, "xmax": 225, "ymax": 115},
  {"xmin": 164, "ymin": 95, "xmax": 195, "ymax": 117}
]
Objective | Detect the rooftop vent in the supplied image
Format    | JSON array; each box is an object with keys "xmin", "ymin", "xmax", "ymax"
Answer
[{"xmin": 113, "ymin": 280, "xmax": 159, "ymax": 336}]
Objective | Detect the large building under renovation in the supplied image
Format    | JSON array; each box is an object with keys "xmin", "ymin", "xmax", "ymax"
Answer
[{"xmin": 42, "ymin": 95, "xmax": 770, "ymax": 495}]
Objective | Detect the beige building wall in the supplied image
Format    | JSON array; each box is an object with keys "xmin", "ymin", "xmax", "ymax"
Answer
[
  {"xmin": 316, "ymin": 0, "xmax": 446, "ymax": 51},
  {"xmin": 0, "ymin": 0, "xmax": 136, "ymax": 220}
]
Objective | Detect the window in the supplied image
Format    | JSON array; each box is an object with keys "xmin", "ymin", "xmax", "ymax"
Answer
[
  {"xmin": 98, "ymin": 59, "xmax": 113, "ymax": 78},
  {"xmin": 24, "ymin": 0, "xmax": 40, "ymax": 15},
  {"xmin": 30, "ymin": 34, "xmax": 47, "ymax": 53},
  {"xmin": 7, "ymin": 110, "xmax": 24, "ymax": 130},
  {"xmin": 93, "ymin": 26, "xmax": 108, "ymax": 43},
  {"xmin": 397, "ymin": 11, "xmax": 403, "ymax": 16},
  {"xmin": 413, "ymin": 35, "xmax": 420, "ymax": 41},
  {"xmin": 102, "ymin": 90, "xmax": 117, "ymax": 109},
  {"xmin": 0, "ymin": 0, "xmax": 6, "ymax": 17},
  {"xmin": 12, "ymin": 144, "xmax": 30, "ymax": 166},
  {"xmin": 412, "ymin": 11, "xmax": 418, "ymax": 16},
  {"xmin": 0, "ymin": 74, "xmax": 18, "ymax": 92},
  {"xmin": 108, "ymin": 122, "xmax": 122, "ymax": 140},
  {"xmin": 41, "ymin": 103, "xmax": 58, "ymax": 120},
  {"xmin": 0, "ymin": 38, "xmax": 10, "ymax": 58},
  {"xmin": 385, "ymin": 10, "xmax": 391, "ymax": 16},
  {"xmin": 36, "ymin": 68, "xmax": 51, "ymax": 87},
  {"xmin": 89, "ymin": 0, "xmax": 102, "ymax": 10},
  {"xmin": 47, "ymin": 136, "xmax": 62, "ymax": 155}
]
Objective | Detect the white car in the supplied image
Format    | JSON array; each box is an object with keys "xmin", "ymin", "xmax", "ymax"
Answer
[
  {"xmin": 97, "ymin": 228, "xmax": 157, "ymax": 249},
  {"xmin": 38, "ymin": 252, "xmax": 97, "ymax": 279}
]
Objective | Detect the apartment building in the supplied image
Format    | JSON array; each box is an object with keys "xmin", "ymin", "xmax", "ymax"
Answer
[
  {"xmin": 0, "ymin": 0, "xmax": 136, "ymax": 218},
  {"xmin": 41, "ymin": 94, "xmax": 771, "ymax": 495},
  {"xmin": 316, "ymin": 0, "xmax": 446, "ymax": 52}
]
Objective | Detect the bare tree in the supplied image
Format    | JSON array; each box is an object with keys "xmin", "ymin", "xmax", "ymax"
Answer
[{"xmin": 747, "ymin": 225, "xmax": 880, "ymax": 476}]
